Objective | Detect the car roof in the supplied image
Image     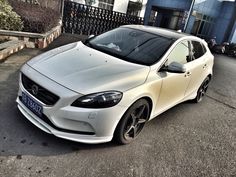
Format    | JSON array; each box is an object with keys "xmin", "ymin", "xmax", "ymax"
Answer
[{"xmin": 122, "ymin": 25, "xmax": 191, "ymax": 40}]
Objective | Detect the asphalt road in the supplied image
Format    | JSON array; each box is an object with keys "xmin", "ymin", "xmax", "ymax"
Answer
[{"xmin": 0, "ymin": 41, "xmax": 235, "ymax": 177}]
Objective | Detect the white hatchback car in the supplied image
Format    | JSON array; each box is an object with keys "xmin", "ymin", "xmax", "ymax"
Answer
[{"xmin": 17, "ymin": 25, "xmax": 214, "ymax": 144}]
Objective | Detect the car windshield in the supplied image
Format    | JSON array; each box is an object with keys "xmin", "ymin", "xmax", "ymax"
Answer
[{"xmin": 84, "ymin": 27, "xmax": 174, "ymax": 66}]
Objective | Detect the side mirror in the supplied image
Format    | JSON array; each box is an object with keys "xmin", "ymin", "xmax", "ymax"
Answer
[
  {"xmin": 88, "ymin": 34, "xmax": 95, "ymax": 39},
  {"xmin": 162, "ymin": 61, "xmax": 186, "ymax": 73},
  {"xmin": 84, "ymin": 34, "xmax": 95, "ymax": 44}
]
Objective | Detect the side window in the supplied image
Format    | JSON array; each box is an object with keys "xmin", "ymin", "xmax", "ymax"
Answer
[
  {"xmin": 167, "ymin": 40, "xmax": 190, "ymax": 65},
  {"xmin": 191, "ymin": 41, "xmax": 206, "ymax": 59}
]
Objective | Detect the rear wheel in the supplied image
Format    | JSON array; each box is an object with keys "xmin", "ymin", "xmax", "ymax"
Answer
[
  {"xmin": 193, "ymin": 77, "xmax": 210, "ymax": 103},
  {"xmin": 114, "ymin": 99, "xmax": 150, "ymax": 144}
]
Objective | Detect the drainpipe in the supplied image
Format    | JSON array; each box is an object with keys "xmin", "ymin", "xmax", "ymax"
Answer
[
  {"xmin": 61, "ymin": 0, "xmax": 65, "ymax": 19},
  {"xmin": 184, "ymin": 0, "xmax": 195, "ymax": 32}
]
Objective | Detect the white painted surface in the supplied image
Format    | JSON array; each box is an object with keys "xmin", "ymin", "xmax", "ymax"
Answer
[
  {"xmin": 140, "ymin": 0, "xmax": 148, "ymax": 17},
  {"xmin": 70, "ymin": 0, "xmax": 85, "ymax": 4},
  {"xmin": 113, "ymin": 0, "xmax": 129, "ymax": 13}
]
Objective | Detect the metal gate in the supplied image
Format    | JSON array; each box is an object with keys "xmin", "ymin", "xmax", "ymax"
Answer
[{"xmin": 62, "ymin": 1, "xmax": 144, "ymax": 35}]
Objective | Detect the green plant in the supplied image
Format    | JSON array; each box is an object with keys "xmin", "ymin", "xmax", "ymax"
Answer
[{"xmin": 0, "ymin": 0, "xmax": 23, "ymax": 31}]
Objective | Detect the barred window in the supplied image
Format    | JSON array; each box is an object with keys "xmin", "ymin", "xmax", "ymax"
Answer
[{"xmin": 98, "ymin": 0, "xmax": 114, "ymax": 11}]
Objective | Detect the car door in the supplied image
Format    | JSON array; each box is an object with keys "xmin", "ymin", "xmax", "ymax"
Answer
[
  {"xmin": 156, "ymin": 40, "xmax": 192, "ymax": 113},
  {"xmin": 184, "ymin": 40, "xmax": 207, "ymax": 97}
]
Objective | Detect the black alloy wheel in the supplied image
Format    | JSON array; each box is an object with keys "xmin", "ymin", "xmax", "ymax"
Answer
[
  {"xmin": 114, "ymin": 99, "xmax": 151, "ymax": 144},
  {"xmin": 194, "ymin": 77, "xmax": 210, "ymax": 103}
]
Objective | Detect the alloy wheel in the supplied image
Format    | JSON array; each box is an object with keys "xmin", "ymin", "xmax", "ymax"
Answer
[
  {"xmin": 196, "ymin": 78, "xmax": 210, "ymax": 103},
  {"xmin": 114, "ymin": 99, "xmax": 150, "ymax": 144},
  {"xmin": 123, "ymin": 105, "xmax": 148, "ymax": 140}
]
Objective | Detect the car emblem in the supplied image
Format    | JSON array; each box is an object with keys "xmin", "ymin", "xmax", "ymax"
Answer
[{"xmin": 31, "ymin": 84, "xmax": 39, "ymax": 95}]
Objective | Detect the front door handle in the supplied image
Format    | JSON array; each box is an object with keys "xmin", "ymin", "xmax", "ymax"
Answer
[{"xmin": 185, "ymin": 71, "xmax": 191, "ymax": 77}]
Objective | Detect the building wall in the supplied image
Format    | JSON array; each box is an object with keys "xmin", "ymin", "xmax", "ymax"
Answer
[
  {"xmin": 113, "ymin": 0, "xmax": 147, "ymax": 17},
  {"xmin": 193, "ymin": 0, "xmax": 221, "ymax": 17},
  {"xmin": 185, "ymin": 0, "xmax": 222, "ymax": 39},
  {"xmin": 113, "ymin": 0, "xmax": 129, "ymax": 13},
  {"xmin": 144, "ymin": 0, "xmax": 236, "ymax": 43},
  {"xmin": 144, "ymin": 0, "xmax": 192, "ymax": 25},
  {"xmin": 140, "ymin": 0, "xmax": 148, "ymax": 17},
  {"xmin": 212, "ymin": 2, "xmax": 235, "ymax": 43},
  {"xmin": 88, "ymin": 0, "xmax": 146, "ymax": 17}
]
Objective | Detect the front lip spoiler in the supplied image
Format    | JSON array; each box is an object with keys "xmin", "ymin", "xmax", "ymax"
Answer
[
  {"xmin": 19, "ymin": 96, "xmax": 95, "ymax": 135},
  {"xmin": 16, "ymin": 97, "xmax": 113, "ymax": 144}
]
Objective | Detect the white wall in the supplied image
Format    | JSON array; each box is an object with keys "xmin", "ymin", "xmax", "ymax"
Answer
[
  {"xmin": 113, "ymin": 0, "xmax": 129, "ymax": 13},
  {"xmin": 91, "ymin": 0, "xmax": 147, "ymax": 17},
  {"xmin": 140, "ymin": 0, "xmax": 148, "ymax": 17}
]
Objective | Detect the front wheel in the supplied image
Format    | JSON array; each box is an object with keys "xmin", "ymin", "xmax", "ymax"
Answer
[
  {"xmin": 193, "ymin": 77, "xmax": 210, "ymax": 103},
  {"xmin": 114, "ymin": 99, "xmax": 151, "ymax": 145}
]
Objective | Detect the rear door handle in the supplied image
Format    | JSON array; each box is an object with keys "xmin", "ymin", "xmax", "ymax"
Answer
[{"xmin": 185, "ymin": 71, "xmax": 191, "ymax": 77}]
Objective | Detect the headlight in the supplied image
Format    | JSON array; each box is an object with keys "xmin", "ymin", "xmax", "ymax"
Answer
[{"xmin": 71, "ymin": 91, "xmax": 123, "ymax": 108}]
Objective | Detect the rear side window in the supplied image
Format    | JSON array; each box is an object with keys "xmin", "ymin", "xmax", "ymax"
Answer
[{"xmin": 191, "ymin": 41, "xmax": 206, "ymax": 59}]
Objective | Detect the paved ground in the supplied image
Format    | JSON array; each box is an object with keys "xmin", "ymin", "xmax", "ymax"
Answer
[{"xmin": 0, "ymin": 34, "xmax": 235, "ymax": 177}]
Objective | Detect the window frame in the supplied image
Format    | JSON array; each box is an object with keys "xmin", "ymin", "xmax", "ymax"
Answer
[{"xmin": 164, "ymin": 40, "xmax": 191, "ymax": 66}]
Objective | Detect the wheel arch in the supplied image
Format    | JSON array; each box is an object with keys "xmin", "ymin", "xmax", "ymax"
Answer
[
  {"xmin": 141, "ymin": 96, "xmax": 153, "ymax": 120},
  {"xmin": 113, "ymin": 96, "xmax": 154, "ymax": 144},
  {"xmin": 120, "ymin": 96, "xmax": 154, "ymax": 122}
]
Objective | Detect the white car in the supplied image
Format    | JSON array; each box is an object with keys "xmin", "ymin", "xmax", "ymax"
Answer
[{"xmin": 16, "ymin": 25, "xmax": 214, "ymax": 144}]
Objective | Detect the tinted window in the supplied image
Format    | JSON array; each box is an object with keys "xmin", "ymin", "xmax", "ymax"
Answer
[
  {"xmin": 85, "ymin": 27, "xmax": 173, "ymax": 66},
  {"xmin": 167, "ymin": 40, "xmax": 190, "ymax": 65},
  {"xmin": 191, "ymin": 41, "xmax": 205, "ymax": 59}
]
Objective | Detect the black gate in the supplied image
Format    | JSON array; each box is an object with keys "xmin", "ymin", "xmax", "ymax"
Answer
[{"xmin": 62, "ymin": 1, "xmax": 144, "ymax": 35}]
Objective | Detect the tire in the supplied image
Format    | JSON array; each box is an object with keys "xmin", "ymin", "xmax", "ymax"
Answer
[
  {"xmin": 193, "ymin": 77, "xmax": 210, "ymax": 103},
  {"xmin": 114, "ymin": 99, "xmax": 151, "ymax": 145}
]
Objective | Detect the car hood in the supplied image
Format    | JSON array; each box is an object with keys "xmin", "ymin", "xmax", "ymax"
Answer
[{"xmin": 27, "ymin": 42, "xmax": 150, "ymax": 94}]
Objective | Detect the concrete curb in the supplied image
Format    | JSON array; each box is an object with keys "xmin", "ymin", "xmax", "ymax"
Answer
[
  {"xmin": 0, "ymin": 40, "xmax": 26, "ymax": 63},
  {"xmin": 0, "ymin": 21, "xmax": 62, "ymax": 49}
]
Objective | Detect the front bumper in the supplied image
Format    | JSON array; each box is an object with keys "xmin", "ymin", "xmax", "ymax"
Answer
[
  {"xmin": 17, "ymin": 97, "xmax": 116, "ymax": 143},
  {"xmin": 16, "ymin": 65, "xmax": 127, "ymax": 144}
]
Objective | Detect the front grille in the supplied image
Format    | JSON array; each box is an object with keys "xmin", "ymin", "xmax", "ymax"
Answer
[{"xmin": 21, "ymin": 73, "xmax": 59, "ymax": 105}]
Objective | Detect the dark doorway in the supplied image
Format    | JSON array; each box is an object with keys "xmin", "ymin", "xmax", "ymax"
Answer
[{"xmin": 148, "ymin": 6, "xmax": 185, "ymax": 30}]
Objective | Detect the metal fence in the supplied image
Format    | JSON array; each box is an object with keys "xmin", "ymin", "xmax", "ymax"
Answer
[{"xmin": 62, "ymin": 1, "xmax": 144, "ymax": 35}]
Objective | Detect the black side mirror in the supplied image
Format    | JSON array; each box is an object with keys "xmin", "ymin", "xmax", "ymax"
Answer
[
  {"xmin": 161, "ymin": 61, "xmax": 186, "ymax": 73},
  {"xmin": 84, "ymin": 34, "xmax": 95, "ymax": 44}
]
